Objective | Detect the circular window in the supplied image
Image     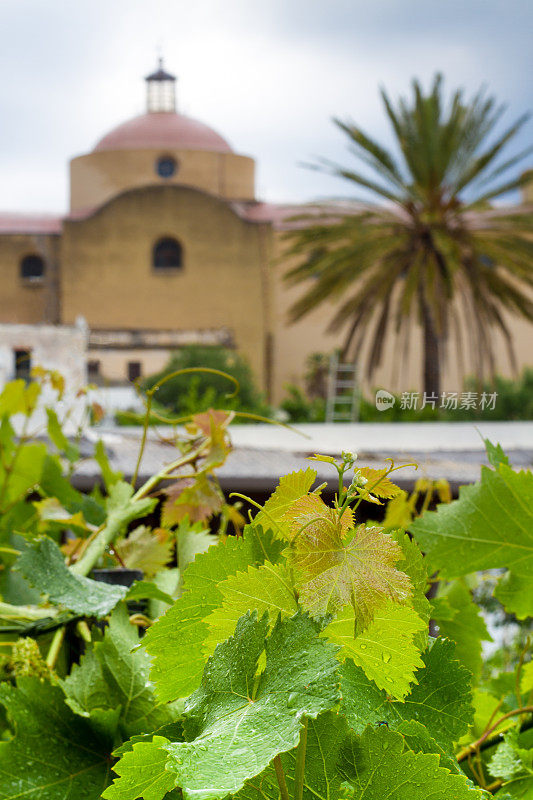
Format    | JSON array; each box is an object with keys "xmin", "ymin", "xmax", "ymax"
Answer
[{"xmin": 156, "ymin": 156, "xmax": 177, "ymax": 179}]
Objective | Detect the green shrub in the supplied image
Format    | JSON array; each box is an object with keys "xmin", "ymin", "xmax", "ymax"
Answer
[
  {"xmin": 142, "ymin": 345, "xmax": 269, "ymax": 418},
  {"xmin": 280, "ymin": 383, "xmax": 326, "ymax": 422}
]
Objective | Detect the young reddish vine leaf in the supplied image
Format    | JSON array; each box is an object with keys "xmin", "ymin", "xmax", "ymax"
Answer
[
  {"xmin": 284, "ymin": 494, "xmax": 412, "ymax": 627},
  {"xmin": 162, "ymin": 474, "xmax": 223, "ymax": 525}
]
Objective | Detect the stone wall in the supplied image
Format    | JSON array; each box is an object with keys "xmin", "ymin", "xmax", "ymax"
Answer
[{"xmin": 0, "ymin": 319, "xmax": 88, "ymax": 392}]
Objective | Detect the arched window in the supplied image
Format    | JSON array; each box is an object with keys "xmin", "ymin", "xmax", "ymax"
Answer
[
  {"xmin": 153, "ymin": 237, "xmax": 183, "ymax": 271},
  {"xmin": 20, "ymin": 254, "xmax": 45, "ymax": 281}
]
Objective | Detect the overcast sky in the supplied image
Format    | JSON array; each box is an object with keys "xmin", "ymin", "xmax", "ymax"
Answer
[{"xmin": 1, "ymin": 0, "xmax": 531, "ymax": 213}]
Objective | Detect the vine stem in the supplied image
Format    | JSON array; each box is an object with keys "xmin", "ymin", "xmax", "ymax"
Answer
[
  {"xmin": 46, "ymin": 627, "xmax": 66, "ymax": 669},
  {"xmin": 0, "ymin": 601, "xmax": 58, "ymax": 620},
  {"xmin": 71, "ymin": 440, "xmax": 207, "ymax": 579},
  {"xmin": 516, "ymin": 636, "xmax": 530, "ymax": 713},
  {"xmin": 293, "ymin": 718, "xmax": 308, "ymax": 800},
  {"xmin": 457, "ymin": 706, "xmax": 533, "ymax": 762},
  {"xmin": 131, "ymin": 440, "xmax": 207, "ymax": 502},
  {"xmin": 273, "ymin": 755, "xmax": 290, "ymax": 800},
  {"xmin": 130, "ymin": 365, "xmax": 239, "ymax": 488}
]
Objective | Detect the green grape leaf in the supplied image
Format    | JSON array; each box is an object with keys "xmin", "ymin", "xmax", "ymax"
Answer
[
  {"xmin": 383, "ymin": 489, "xmax": 416, "ymax": 530},
  {"xmin": 203, "ymin": 562, "xmax": 298, "ymax": 656},
  {"xmin": 115, "ymin": 525, "xmax": 174, "ymax": 578},
  {"xmin": 175, "ymin": 518, "xmax": 215, "ymax": 574},
  {"xmin": 16, "ymin": 536, "xmax": 128, "ymax": 617},
  {"xmin": 112, "ymin": 722, "xmax": 185, "ymax": 759},
  {"xmin": 63, "ymin": 605, "xmax": 175, "ymax": 739},
  {"xmin": 521, "ymin": 661, "xmax": 533, "ymax": 696},
  {"xmin": 252, "ymin": 467, "xmax": 317, "ymax": 535},
  {"xmin": 0, "ymin": 442, "xmax": 47, "ymax": 508},
  {"xmin": 102, "ymin": 736, "xmax": 175, "ymax": 800},
  {"xmin": 161, "ymin": 611, "xmax": 340, "ymax": 800},
  {"xmin": 33, "ymin": 496, "xmax": 91, "ymax": 533},
  {"xmin": 94, "ymin": 438, "xmax": 123, "ymax": 490},
  {"xmin": 393, "ymin": 719, "xmax": 462, "ymax": 774},
  {"xmin": 341, "ymin": 637, "xmax": 474, "ymax": 749},
  {"xmin": 235, "ymin": 711, "xmax": 353, "ymax": 800},
  {"xmin": 0, "ymin": 677, "xmax": 111, "ymax": 799},
  {"xmin": 484, "ymin": 438, "xmax": 510, "ymax": 469},
  {"xmin": 148, "ymin": 567, "xmax": 181, "ymax": 621},
  {"xmin": 126, "ymin": 580, "xmax": 175, "ymax": 607},
  {"xmin": 494, "ymin": 572, "xmax": 533, "ymax": 619},
  {"xmin": 142, "ymin": 527, "xmax": 286, "ymax": 702},
  {"xmin": 325, "ymin": 601, "xmax": 426, "ymax": 699},
  {"xmin": 432, "ymin": 580, "xmax": 492, "ymax": 679},
  {"xmin": 40, "ymin": 454, "xmax": 107, "ymax": 526},
  {"xmin": 358, "ymin": 467, "xmax": 403, "ymax": 499},
  {"xmin": 488, "ymin": 729, "xmax": 527, "ymax": 781},
  {"xmin": 46, "ymin": 407, "xmax": 79, "ymax": 462},
  {"xmin": 410, "ymin": 465, "xmax": 533, "ymax": 579},
  {"xmin": 289, "ymin": 508, "xmax": 412, "ymax": 627},
  {"xmin": 498, "ymin": 776, "xmax": 533, "ymax": 798},
  {"xmin": 0, "ymin": 380, "xmax": 32, "ymax": 416},
  {"xmin": 339, "ymin": 725, "xmax": 482, "ymax": 799},
  {"xmin": 393, "ymin": 531, "xmax": 430, "ymax": 650}
]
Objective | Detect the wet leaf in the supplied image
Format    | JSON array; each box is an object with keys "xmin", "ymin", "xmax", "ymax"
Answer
[
  {"xmin": 325, "ymin": 601, "xmax": 426, "ymax": 698},
  {"xmin": 142, "ymin": 527, "xmax": 285, "ymax": 702},
  {"xmin": 339, "ymin": 724, "xmax": 481, "ymax": 798},
  {"xmin": 0, "ymin": 678, "xmax": 110, "ymax": 799},
  {"xmin": 17, "ymin": 536, "xmax": 128, "ymax": 617}
]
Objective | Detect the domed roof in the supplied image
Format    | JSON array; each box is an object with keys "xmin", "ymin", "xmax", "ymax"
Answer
[{"xmin": 93, "ymin": 111, "xmax": 233, "ymax": 154}]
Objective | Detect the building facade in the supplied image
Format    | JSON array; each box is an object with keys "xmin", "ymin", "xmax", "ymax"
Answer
[{"xmin": 0, "ymin": 62, "xmax": 531, "ymax": 404}]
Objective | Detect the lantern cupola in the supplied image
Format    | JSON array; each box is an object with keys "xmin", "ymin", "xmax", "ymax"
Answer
[{"xmin": 145, "ymin": 58, "xmax": 176, "ymax": 113}]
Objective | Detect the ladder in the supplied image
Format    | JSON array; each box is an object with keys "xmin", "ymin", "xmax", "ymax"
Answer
[{"xmin": 325, "ymin": 353, "xmax": 360, "ymax": 423}]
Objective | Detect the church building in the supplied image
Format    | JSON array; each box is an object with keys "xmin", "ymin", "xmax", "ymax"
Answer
[{"xmin": 0, "ymin": 61, "xmax": 346, "ymax": 403}]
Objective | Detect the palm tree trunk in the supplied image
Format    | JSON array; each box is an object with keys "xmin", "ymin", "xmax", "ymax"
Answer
[{"xmin": 422, "ymin": 305, "xmax": 441, "ymax": 397}]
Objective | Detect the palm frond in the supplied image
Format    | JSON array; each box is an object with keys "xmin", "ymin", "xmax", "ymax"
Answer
[{"xmin": 284, "ymin": 74, "xmax": 533, "ymax": 392}]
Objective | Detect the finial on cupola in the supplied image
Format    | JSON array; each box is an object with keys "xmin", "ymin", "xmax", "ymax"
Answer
[{"xmin": 145, "ymin": 57, "xmax": 176, "ymax": 113}]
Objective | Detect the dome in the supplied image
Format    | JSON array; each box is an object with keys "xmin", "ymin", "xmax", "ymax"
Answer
[{"xmin": 93, "ymin": 111, "xmax": 233, "ymax": 154}]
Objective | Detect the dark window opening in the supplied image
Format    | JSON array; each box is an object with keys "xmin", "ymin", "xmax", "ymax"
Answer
[
  {"xmin": 14, "ymin": 349, "xmax": 31, "ymax": 382},
  {"xmin": 20, "ymin": 254, "xmax": 45, "ymax": 281},
  {"xmin": 127, "ymin": 361, "xmax": 142, "ymax": 383},
  {"xmin": 88, "ymin": 360, "xmax": 101, "ymax": 382},
  {"xmin": 153, "ymin": 237, "xmax": 183, "ymax": 270}
]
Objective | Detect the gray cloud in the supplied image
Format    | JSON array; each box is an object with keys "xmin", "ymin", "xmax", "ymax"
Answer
[{"xmin": 0, "ymin": 0, "xmax": 531, "ymax": 211}]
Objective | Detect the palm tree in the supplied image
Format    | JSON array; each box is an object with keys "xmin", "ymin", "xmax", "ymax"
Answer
[{"xmin": 284, "ymin": 74, "xmax": 533, "ymax": 396}]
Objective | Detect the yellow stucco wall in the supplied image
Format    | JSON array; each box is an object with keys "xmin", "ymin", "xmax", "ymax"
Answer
[
  {"xmin": 70, "ymin": 148, "xmax": 255, "ymax": 212},
  {"xmin": 271, "ymin": 231, "xmax": 533, "ymax": 403},
  {"xmin": 0, "ymin": 234, "xmax": 60, "ymax": 324},
  {"xmin": 61, "ymin": 184, "xmax": 270, "ymax": 391},
  {"xmin": 87, "ymin": 348, "xmax": 170, "ymax": 382}
]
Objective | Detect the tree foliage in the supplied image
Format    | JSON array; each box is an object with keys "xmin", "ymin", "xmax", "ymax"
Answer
[{"xmin": 284, "ymin": 74, "xmax": 533, "ymax": 394}]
